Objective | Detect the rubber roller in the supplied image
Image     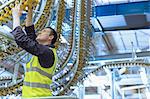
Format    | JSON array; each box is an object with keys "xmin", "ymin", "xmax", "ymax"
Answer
[
  {"xmin": 4, "ymin": 7, "xmax": 9, "ymax": 12},
  {"xmin": 15, "ymin": 0, "xmax": 20, "ymax": 5},
  {"xmin": 3, "ymin": 13, "xmax": 12, "ymax": 20},
  {"xmin": 0, "ymin": 17, "xmax": 7, "ymax": 22},
  {"xmin": 9, "ymin": 3, "xmax": 15, "ymax": 8},
  {"xmin": 23, "ymin": 0, "xmax": 39, "ymax": 9},
  {"xmin": 0, "ymin": 10, "xmax": 4, "ymax": 15}
]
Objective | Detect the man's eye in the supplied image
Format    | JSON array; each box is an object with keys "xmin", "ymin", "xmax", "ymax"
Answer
[{"xmin": 38, "ymin": 32, "xmax": 41, "ymax": 35}]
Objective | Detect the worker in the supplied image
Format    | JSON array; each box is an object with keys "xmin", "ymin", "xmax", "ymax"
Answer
[{"xmin": 11, "ymin": 3, "xmax": 57, "ymax": 98}]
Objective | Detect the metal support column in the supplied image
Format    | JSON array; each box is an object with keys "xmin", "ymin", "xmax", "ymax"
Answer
[
  {"xmin": 122, "ymin": 91, "xmax": 125, "ymax": 99},
  {"xmin": 78, "ymin": 83, "xmax": 85, "ymax": 99},
  {"xmin": 140, "ymin": 67, "xmax": 150, "ymax": 98},
  {"xmin": 12, "ymin": 63, "xmax": 19, "ymax": 84},
  {"xmin": 111, "ymin": 69, "xmax": 117, "ymax": 99}
]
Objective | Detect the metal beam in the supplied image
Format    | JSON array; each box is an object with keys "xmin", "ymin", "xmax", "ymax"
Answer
[
  {"xmin": 94, "ymin": 26, "xmax": 150, "ymax": 32},
  {"xmin": 89, "ymin": 51, "xmax": 150, "ymax": 61},
  {"xmin": 121, "ymin": 85, "xmax": 146, "ymax": 91},
  {"xmin": 93, "ymin": 1, "xmax": 150, "ymax": 17}
]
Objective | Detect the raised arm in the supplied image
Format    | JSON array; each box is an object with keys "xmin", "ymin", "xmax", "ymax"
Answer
[
  {"xmin": 25, "ymin": 5, "xmax": 33, "ymax": 27},
  {"xmin": 25, "ymin": 5, "xmax": 37, "ymax": 40}
]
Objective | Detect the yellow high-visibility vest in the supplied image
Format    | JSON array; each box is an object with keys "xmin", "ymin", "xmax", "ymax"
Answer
[{"xmin": 22, "ymin": 48, "xmax": 57, "ymax": 98}]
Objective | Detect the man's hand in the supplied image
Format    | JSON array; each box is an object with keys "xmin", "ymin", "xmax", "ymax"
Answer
[
  {"xmin": 12, "ymin": 4, "xmax": 22, "ymax": 18},
  {"xmin": 12, "ymin": 4, "xmax": 22, "ymax": 29}
]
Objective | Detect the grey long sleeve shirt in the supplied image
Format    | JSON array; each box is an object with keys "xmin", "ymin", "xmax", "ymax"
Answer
[{"xmin": 11, "ymin": 25, "xmax": 55, "ymax": 68}]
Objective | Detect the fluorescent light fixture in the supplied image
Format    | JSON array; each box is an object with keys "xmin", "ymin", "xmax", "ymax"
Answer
[{"xmin": 97, "ymin": 15, "xmax": 127, "ymax": 28}]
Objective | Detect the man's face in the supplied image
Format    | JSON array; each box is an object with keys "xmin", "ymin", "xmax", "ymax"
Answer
[{"xmin": 36, "ymin": 28, "xmax": 53, "ymax": 43}]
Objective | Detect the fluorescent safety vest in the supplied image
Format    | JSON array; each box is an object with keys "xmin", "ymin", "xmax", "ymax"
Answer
[{"xmin": 22, "ymin": 48, "xmax": 57, "ymax": 98}]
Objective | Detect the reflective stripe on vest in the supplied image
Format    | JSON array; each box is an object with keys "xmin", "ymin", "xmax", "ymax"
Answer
[
  {"xmin": 26, "ymin": 67, "xmax": 53, "ymax": 79},
  {"xmin": 23, "ymin": 81, "xmax": 50, "ymax": 89}
]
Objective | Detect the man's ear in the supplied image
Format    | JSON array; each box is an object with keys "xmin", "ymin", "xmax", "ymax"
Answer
[{"xmin": 49, "ymin": 35, "xmax": 54, "ymax": 40}]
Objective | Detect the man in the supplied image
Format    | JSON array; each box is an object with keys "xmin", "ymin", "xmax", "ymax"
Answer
[{"xmin": 11, "ymin": 3, "xmax": 57, "ymax": 98}]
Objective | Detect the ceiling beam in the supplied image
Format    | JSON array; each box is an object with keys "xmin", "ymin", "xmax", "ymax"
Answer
[
  {"xmin": 93, "ymin": 1, "xmax": 149, "ymax": 17},
  {"xmin": 89, "ymin": 51, "xmax": 150, "ymax": 61}
]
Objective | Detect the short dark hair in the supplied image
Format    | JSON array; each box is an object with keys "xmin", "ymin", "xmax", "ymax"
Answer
[{"xmin": 46, "ymin": 27, "xmax": 57, "ymax": 45}]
